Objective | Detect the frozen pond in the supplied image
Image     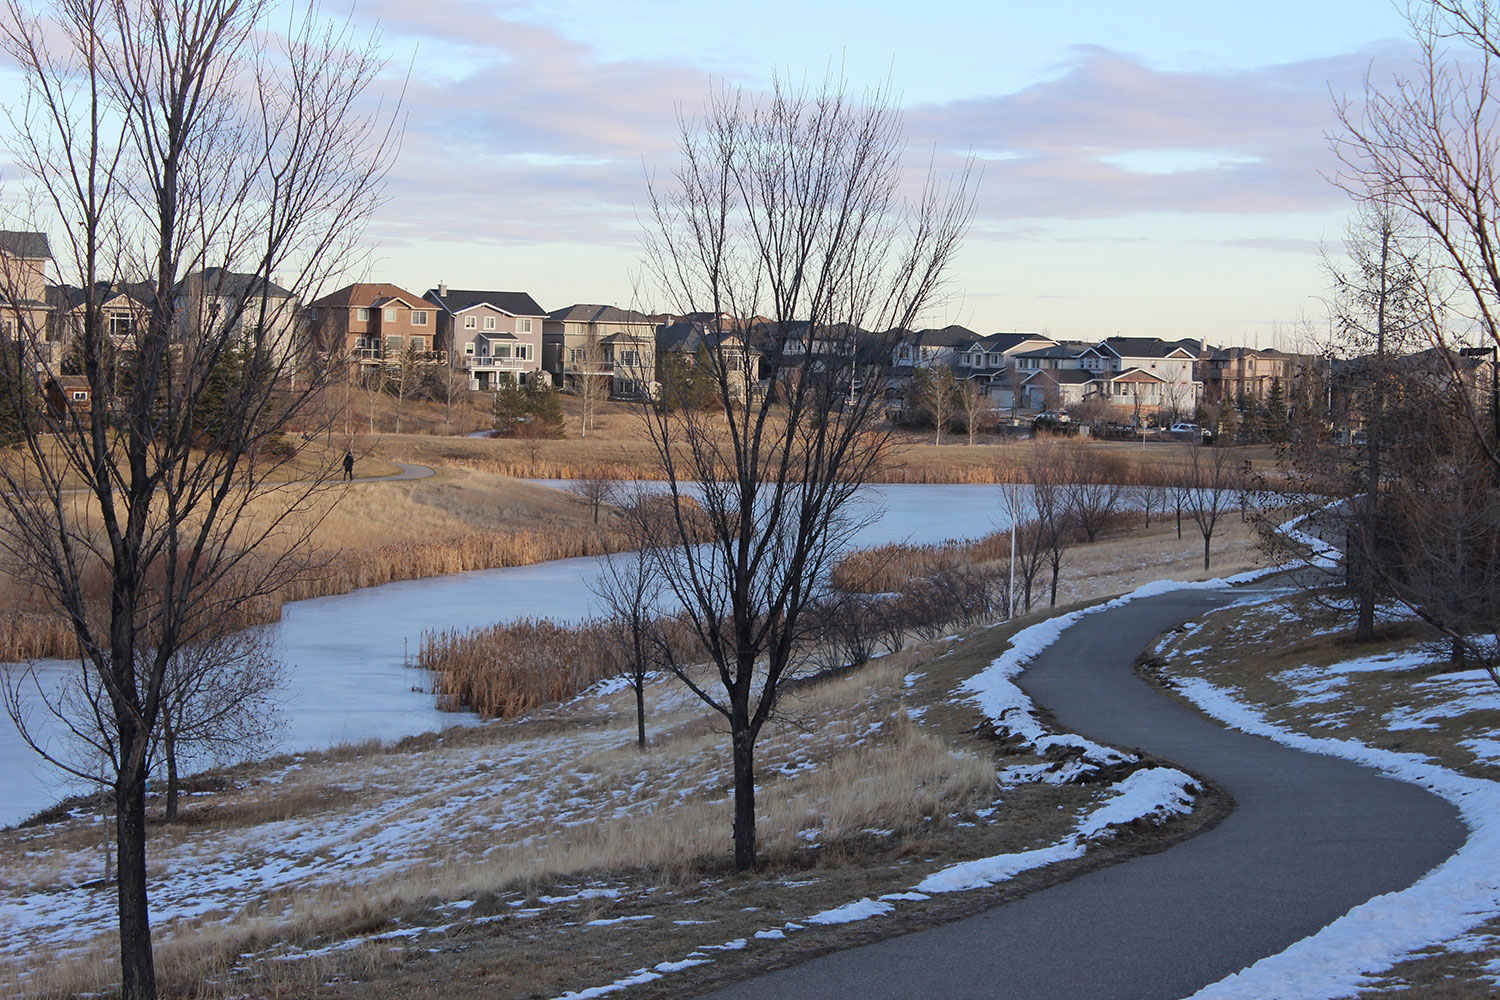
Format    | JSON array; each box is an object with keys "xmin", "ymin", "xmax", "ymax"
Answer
[{"xmin": 0, "ymin": 481, "xmax": 1017, "ymax": 827}]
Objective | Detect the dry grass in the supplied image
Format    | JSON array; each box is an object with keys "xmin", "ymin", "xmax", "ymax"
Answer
[{"xmin": 0, "ymin": 521, "xmax": 1248, "ymax": 999}]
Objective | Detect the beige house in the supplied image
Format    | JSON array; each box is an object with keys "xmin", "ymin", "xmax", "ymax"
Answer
[
  {"xmin": 0, "ymin": 231, "xmax": 54, "ymax": 369},
  {"xmin": 544, "ymin": 304, "xmax": 658, "ymax": 398},
  {"xmin": 175, "ymin": 268, "xmax": 302, "ymax": 369},
  {"xmin": 424, "ymin": 286, "xmax": 546, "ymax": 391},
  {"xmin": 1199, "ymin": 347, "xmax": 1298, "ymax": 406}
]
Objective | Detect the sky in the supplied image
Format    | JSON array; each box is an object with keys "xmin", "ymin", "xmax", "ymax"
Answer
[{"xmin": 8, "ymin": 0, "xmax": 1427, "ymax": 347}]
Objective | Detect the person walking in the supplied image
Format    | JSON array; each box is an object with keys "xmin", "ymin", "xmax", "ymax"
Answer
[{"xmin": 342, "ymin": 450, "xmax": 354, "ymax": 482}]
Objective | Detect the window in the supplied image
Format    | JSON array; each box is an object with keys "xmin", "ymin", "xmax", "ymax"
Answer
[
  {"xmin": 617, "ymin": 349, "xmax": 639, "ymax": 368},
  {"xmin": 412, "ymin": 310, "xmax": 428, "ymax": 326},
  {"xmin": 410, "ymin": 336, "xmax": 426, "ymax": 351},
  {"xmin": 519, "ymin": 318, "xmax": 532, "ymax": 333},
  {"xmin": 514, "ymin": 344, "xmax": 532, "ymax": 361},
  {"xmin": 483, "ymin": 316, "xmax": 496, "ymax": 331},
  {"xmin": 568, "ymin": 348, "xmax": 580, "ymax": 364},
  {"xmin": 493, "ymin": 343, "xmax": 512, "ymax": 359},
  {"xmin": 71, "ymin": 390, "xmax": 88, "ymax": 400},
  {"xmin": 464, "ymin": 343, "xmax": 475, "ymax": 355},
  {"xmin": 384, "ymin": 335, "xmax": 403, "ymax": 352},
  {"xmin": 356, "ymin": 308, "xmax": 369, "ymax": 321},
  {"xmin": 108, "ymin": 314, "xmax": 133, "ymax": 339},
  {"xmin": 464, "ymin": 316, "xmax": 477, "ymax": 330},
  {"xmin": 385, "ymin": 308, "xmax": 397, "ymax": 322}
]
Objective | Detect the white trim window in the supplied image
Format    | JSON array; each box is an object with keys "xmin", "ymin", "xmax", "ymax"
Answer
[
  {"xmin": 464, "ymin": 316, "xmax": 477, "ymax": 330},
  {"xmin": 514, "ymin": 344, "xmax": 532, "ymax": 361},
  {"xmin": 484, "ymin": 316, "xmax": 497, "ymax": 331},
  {"xmin": 411, "ymin": 310, "xmax": 428, "ymax": 326},
  {"xmin": 464, "ymin": 343, "xmax": 475, "ymax": 355},
  {"xmin": 519, "ymin": 318, "xmax": 532, "ymax": 333},
  {"xmin": 385, "ymin": 307, "xmax": 397, "ymax": 322},
  {"xmin": 493, "ymin": 343, "xmax": 512, "ymax": 360},
  {"xmin": 355, "ymin": 308, "xmax": 369, "ymax": 321}
]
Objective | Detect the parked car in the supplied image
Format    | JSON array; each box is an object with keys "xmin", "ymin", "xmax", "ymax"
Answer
[
  {"xmin": 1036, "ymin": 410, "xmax": 1071, "ymax": 423},
  {"xmin": 1170, "ymin": 422, "xmax": 1201, "ymax": 434}
]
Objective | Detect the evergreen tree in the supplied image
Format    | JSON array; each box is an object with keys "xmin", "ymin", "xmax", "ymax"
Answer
[
  {"xmin": 525, "ymin": 376, "xmax": 566, "ymax": 439},
  {"xmin": 1261, "ymin": 377, "xmax": 1289, "ymax": 444},
  {"xmin": 490, "ymin": 377, "xmax": 527, "ymax": 435}
]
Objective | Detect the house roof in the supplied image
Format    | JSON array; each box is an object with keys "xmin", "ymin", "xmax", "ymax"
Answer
[
  {"xmin": 0, "ymin": 231, "xmax": 51, "ymax": 259},
  {"xmin": 308, "ymin": 282, "xmax": 426, "ymax": 309},
  {"xmin": 427, "ymin": 288, "xmax": 546, "ymax": 317},
  {"xmin": 1094, "ymin": 337, "xmax": 1198, "ymax": 360},
  {"xmin": 911, "ymin": 324, "xmax": 979, "ymax": 349},
  {"xmin": 965, "ymin": 332, "xmax": 1053, "ymax": 353},
  {"xmin": 1103, "ymin": 367, "xmax": 1166, "ymax": 384},
  {"xmin": 657, "ymin": 320, "xmax": 747, "ymax": 354},
  {"xmin": 548, "ymin": 303, "xmax": 654, "ymax": 325},
  {"xmin": 184, "ymin": 267, "xmax": 293, "ymax": 300},
  {"xmin": 51, "ymin": 281, "xmax": 155, "ymax": 312},
  {"xmin": 1015, "ymin": 342, "xmax": 1093, "ymax": 360},
  {"xmin": 1023, "ymin": 368, "xmax": 1096, "ymax": 385},
  {"xmin": 370, "ymin": 294, "xmax": 427, "ymax": 310}
]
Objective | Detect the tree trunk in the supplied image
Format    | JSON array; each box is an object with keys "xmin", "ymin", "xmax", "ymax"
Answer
[
  {"xmin": 635, "ymin": 678, "xmax": 646, "ymax": 750},
  {"xmin": 164, "ymin": 726, "xmax": 179, "ymax": 823},
  {"xmin": 116, "ymin": 772, "xmax": 156, "ymax": 999},
  {"xmin": 730, "ymin": 723, "xmax": 757, "ymax": 871},
  {"xmin": 1203, "ymin": 533, "xmax": 1212, "ymax": 571}
]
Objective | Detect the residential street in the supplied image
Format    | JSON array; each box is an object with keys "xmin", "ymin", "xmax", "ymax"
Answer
[{"xmin": 697, "ymin": 587, "xmax": 1467, "ymax": 1000}]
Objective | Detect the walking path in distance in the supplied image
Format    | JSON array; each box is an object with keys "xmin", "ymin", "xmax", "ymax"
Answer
[{"xmin": 699, "ymin": 587, "xmax": 1467, "ymax": 1000}]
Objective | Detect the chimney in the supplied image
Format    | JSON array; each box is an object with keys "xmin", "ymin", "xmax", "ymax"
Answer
[{"xmin": 438, "ymin": 281, "xmax": 447, "ymax": 298}]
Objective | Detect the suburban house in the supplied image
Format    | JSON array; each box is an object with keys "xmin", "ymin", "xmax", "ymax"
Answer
[
  {"xmin": 0, "ymin": 231, "xmax": 54, "ymax": 369},
  {"xmin": 1012, "ymin": 341, "xmax": 1094, "ymax": 375},
  {"xmin": 425, "ymin": 286, "xmax": 547, "ymax": 391},
  {"xmin": 1080, "ymin": 337, "xmax": 1202, "ymax": 418},
  {"xmin": 1020, "ymin": 368, "xmax": 1096, "ymax": 410},
  {"xmin": 543, "ymin": 304, "xmax": 658, "ymax": 398},
  {"xmin": 656, "ymin": 320, "xmax": 759, "ymax": 399},
  {"xmin": 1199, "ymin": 346, "xmax": 1298, "ymax": 406},
  {"xmin": 47, "ymin": 281, "xmax": 155, "ymax": 360},
  {"xmin": 891, "ymin": 325, "xmax": 980, "ymax": 369},
  {"xmin": 957, "ymin": 332, "xmax": 1057, "ymax": 377},
  {"xmin": 175, "ymin": 268, "xmax": 302, "ymax": 368},
  {"xmin": 305, "ymin": 283, "xmax": 438, "ymax": 380}
]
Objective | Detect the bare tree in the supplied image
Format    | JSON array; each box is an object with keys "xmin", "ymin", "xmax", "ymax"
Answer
[
  {"xmin": 638, "ymin": 76, "xmax": 971, "ymax": 871},
  {"xmin": 0, "ymin": 0, "xmax": 396, "ymax": 994},
  {"xmin": 567, "ymin": 468, "xmax": 617, "ymax": 524},
  {"xmin": 1182, "ymin": 444, "xmax": 1238, "ymax": 570},
  {"xmin": 576, "ymin": 330, "xmax": 610, "ymax": 437},
  {"xmin": 1024, "ymin": 436, "xmax": 1069, "ymax": 606},
  {"xmin": 1061, "ymin": 442, "xmax": 1127, "ymax": 542},
  {"xmin": 591, "ymin": 538, "xmax": 666, "ymax": 750},
  {"xmin": 958, "ymin": 375, "xmax": 994, "ymax": 445},
  {"xmin": 1333, "ymin": 0, "xmax": 1500, "ymax": 473},
  {"xmin": 156, "ymin": 625, "xmax": 285, "ymax": 821},
  {"xmin": 391, "ymin": 342, "xmax": 423, "ymax": 434},
  {"xmin": 915, "ymin": 363, "xmax": 959, "ymax": 444}
]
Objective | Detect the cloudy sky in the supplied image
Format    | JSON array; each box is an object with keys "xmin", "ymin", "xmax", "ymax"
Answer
[{"xmin": 323, "ymin": 2, "xmax": 1415, "ymax": 344}]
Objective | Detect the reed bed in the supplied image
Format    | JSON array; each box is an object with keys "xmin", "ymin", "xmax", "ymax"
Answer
[{"xmin": 421, "ymin": 618, "xmax": 614, "ymax": 718}]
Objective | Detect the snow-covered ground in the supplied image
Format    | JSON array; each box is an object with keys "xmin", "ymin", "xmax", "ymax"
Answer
[{"xmin": 1153, "ymin": 594, "xmax": 1500, "ymax": 1000}]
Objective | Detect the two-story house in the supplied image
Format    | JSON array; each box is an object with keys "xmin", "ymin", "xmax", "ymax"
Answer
[
  {"xmin": 656, "ymin": 320, "xmax": 758, "ymax": 399},
  {"xmin": 1082, "ymin": 337, "xmax": 1202, "ymax": 419},
  {"xmin": 305, "ymin": 282, "xmax": 438, "ymax": 380},
  {"xmin": 890, "ymin": 325, "xmax": 980, "ymax": 370},
  {"xmin": 543, "ymin": 304, "xmax": 658, "ymax": 398},
  {"xmin": 47, "ymin": 281, "xmax": 155, "ymax": 370},
  {"xmin": 425, "ymin": 286, "xmax": 546, "ymax": 391},
  {"xmin": 175, "ymin": 268, "xmax": 302, "ymax": 369},
  {"xmin": 0, "ymin": 231, "xmax": 55, "ymax": 369},
  {"xmin": 1199, "ymin": 346, "xmax": 1297, "ymax": 406}
]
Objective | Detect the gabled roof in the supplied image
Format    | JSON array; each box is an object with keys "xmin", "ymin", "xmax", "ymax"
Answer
[
  {"xmin": 1023, "ymin": 368, "xmax": 1096, "ymax": 386},
  {"xmin": 548, "ymin": 303, "xmax": 654, "ymax": 325},
  {"xmin": 427, "ymin": 288, "xmax": 546, "ymax": 317},
  {"xmin": 911, "ymin": 324, "xmax": 979, "ymax": 349},
  {"xmin": 1093, "ymin": 337, "xmax": 1197, "ymax": 360},
  {"xmin": 1102, "ymin": 367, "xmax": 1166, "ymax": 384},
  {"xmin": 370, "ymin": 293, "xmax": 427, "ymax": 310},
  {"xmin": 51, "ymin": 281, "xmax": 155, "ymax": 312},
  {"xmin": 0, "ymin": 231, "xmax": 51, "ymax": 259},
  {"xmin": 308, "ymin": 282, "xmax": 426, "ymax": 309},
  {"xmin": 657, "ymin": 320, "xmax": 747, "ymax": 354}
]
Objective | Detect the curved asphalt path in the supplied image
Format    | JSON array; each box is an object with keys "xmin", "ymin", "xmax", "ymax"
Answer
[{"xmin": 700, "ymin": 587, "xmax": 1468, "ymax": 1000}]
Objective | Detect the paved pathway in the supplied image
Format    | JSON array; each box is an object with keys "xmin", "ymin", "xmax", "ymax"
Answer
[{"xmin": 700, "ymin": 587, "xmax": 1467, "ymax": 1000}]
